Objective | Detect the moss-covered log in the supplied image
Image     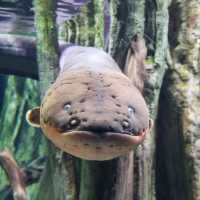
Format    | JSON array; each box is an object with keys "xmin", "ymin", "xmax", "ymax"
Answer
[
  {"xmin": 34, "ymin": 1, "xmax": 77, "ymax": 200},
  {"xmin": 156, "ymin": 0, "xmax": 200, "ymax": 200},
  {"xmin": 135, "ymin": 0, "xmax": 172, "ymax": 199}
]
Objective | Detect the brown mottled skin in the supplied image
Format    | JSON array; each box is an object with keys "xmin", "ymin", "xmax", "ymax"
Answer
[{"xmin": 27, "ymin": 41, "xmax": 151, "ymax": 160}]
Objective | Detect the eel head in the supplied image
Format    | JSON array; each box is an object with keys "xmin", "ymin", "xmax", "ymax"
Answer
[{"xmin": 26, "ymin": 70, "xmax": 152, "ymax": 160}]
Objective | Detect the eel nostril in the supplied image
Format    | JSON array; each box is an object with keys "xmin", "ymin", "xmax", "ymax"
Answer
[
  {"xmin": 69, "ymin": 117, "xmax": 80, "ymax": 127},
  {"xmin": 122, "ymin": 120, "xmax": 130, "ymax": 129}
]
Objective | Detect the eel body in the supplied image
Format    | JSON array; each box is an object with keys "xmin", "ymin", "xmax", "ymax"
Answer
[{"xmin": 27, "ymin": 45, "xmax": 150, "ymax": 160}]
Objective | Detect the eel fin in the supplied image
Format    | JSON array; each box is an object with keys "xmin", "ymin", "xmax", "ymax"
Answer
[{"xmin": 26, "ymin": 107, "xmax": 41, "ymax": 128}]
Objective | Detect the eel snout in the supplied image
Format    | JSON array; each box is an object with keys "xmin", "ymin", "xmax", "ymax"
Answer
[
  {"xmin": 41, "ymin": 111, "xmax": 151, "ymax": 160},
  {"xmin": 65, "ymin": 130, "xmax": 148, "ymax": 160},
  {"xmin": 54, "ymin": 114, "xmax": 148, "ymax": 138},
  {"xmin": 40, "ymin": 122, "xmax": 150, "ymax": 160},
  {"xmin": 37, "ymin": 70, "xmax": 151, "ymax": 160}
]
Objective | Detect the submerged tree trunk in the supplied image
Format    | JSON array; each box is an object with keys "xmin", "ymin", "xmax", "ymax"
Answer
[
  {"xmin": 156, "ymin": 1, "xmax": 200, "ymax": 200},
  {"xmin": 34, "ymin": 1, "xmax": 72, "ymax": 200},
  {"xmin": 33, "ymin": 1, "xmax": 76, "ymax": 200}
]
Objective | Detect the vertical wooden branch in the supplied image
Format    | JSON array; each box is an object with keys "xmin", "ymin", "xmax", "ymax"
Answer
[
  {"xmin": 0, "ymin": 150, "xmax": 27, "ymax": 200},
  {"xmin": 34, "ymin": 0, "xmax": 59, "ymax": 96},
  {"xmin": 137, "ymin": 0, "xmax": 171, "ymax": 199},
  {"xmin": 34, "ymin": 1, "xmax": 77, "ymax": 200},
  {"xmin": 109, "ymin": 0, "xmax": 145, "ymax": 68},
  {"xmin": 109, "ymin": 1, "xmax": 171, "ymax": 200},
  {"xmin": 109, "ymin": 2, "xmax": 146, "ymax": 200},
  {"xmin": 156, "ymin": 0, "xmax": 200, "ymax": 200}
]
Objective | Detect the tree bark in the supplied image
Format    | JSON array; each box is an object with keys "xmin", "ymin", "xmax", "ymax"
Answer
[
  {"xmin": 0, "ymin": 150, "xmax": 27, "ymax": 200},
  {"xmin": 134, "ymin": 0, "xmax": 172, "ymax": 199},
  {"xmin": 33, "ymin": 1, "xmax": 78, "ymax": 200},
  {"xmin": 156, "ymin": 1, "xmax": 200, "ymax": 200}
]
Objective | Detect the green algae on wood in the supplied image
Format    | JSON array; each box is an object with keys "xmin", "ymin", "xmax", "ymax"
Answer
[
  {"xmin": 156, "ymin": 0, "xmax": 200, "ymax": 199},
  {"xmin": 34, "ymin": 1, "xmax": 77, "ymax": 200},
  {"xmin": 0, "ymin": 75, "xmax": 45, "ymax": 198}
]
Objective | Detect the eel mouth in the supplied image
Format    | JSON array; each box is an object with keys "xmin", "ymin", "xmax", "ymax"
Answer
[
  {"xmin": 55, "ymin": 129, "xmax": 147, "ymax": 160},
  {"xmin": 61, "ymin": 128, "xmax": 147, "ymax": 145},
  {"xmin": 42, "ymin": 123, "xmax": 149, "ymax": 160}
]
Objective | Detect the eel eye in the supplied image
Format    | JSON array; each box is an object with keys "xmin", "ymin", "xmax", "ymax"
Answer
[
  {"xmin": 64, "ymin": 103, "xmax": 71, "ymax": 112},
  {"xmin": 128, "ymin": 106, "xmax": 135, "ymax": 115}
]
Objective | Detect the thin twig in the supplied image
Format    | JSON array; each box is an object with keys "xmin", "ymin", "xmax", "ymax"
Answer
[{"xmin": 0, "ymin": 149, "xmax": 27, "ymax": 200}]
